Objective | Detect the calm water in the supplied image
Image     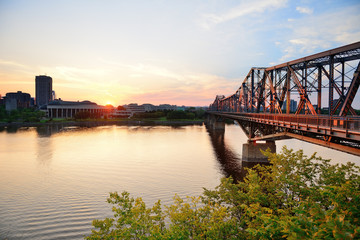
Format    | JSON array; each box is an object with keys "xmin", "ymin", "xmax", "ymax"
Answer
[{"xmin": 0, "ymin": 123, "xmax": 359, "ymax": 239}]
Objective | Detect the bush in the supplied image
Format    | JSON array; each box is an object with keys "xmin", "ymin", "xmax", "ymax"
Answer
[
  {"xmin": 133, "ymin": 111, "xmax": 165, "ymax": 119},
  {"xmin": 167, "ymin": 110, "xmax": 195, "ymax": 120},
  {"xmin": 86, "ymin": 147, "xmax": 360, "ymax": 239},
  {"xmin": 0, "ymin": 107, "xmax": 45, "ymax": 122}
]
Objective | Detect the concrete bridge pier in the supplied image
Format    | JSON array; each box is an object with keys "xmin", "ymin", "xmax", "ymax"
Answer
[
  {"xmin": 242, "ymin": 140, "xmax": 276, "ymax": 162},
  {"xmin": 206, "ymin": 114, "xmax": 225, "ymax": 131}
]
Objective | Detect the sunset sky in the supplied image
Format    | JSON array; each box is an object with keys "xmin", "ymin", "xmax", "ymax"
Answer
[{"xmin": 1, "ymin": 0, "xmax": 359, "ymax": 106}]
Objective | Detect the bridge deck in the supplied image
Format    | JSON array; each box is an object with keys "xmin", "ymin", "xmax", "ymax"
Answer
[
  {"xmin": 208, "ymin": 111, "xmax": 360, "ymax": 156},
  {"xmin": 212, "ymin": 112, "xmax": 360, "ymax": 141}
]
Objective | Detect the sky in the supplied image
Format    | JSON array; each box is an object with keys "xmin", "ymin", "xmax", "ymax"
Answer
[{"xmin": 0, "ymin": 0, "xmax": 359, "ymax": 106}]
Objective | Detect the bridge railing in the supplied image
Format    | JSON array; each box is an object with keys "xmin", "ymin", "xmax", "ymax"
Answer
[
  {"xmin": 211, "ymin": 111, "xmax": 360, "ymax": 134},
  {"xmin": 249, "ymin": 113, "xmax": 360, "ymax": 131}
]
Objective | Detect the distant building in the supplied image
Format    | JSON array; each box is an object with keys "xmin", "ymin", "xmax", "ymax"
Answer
[
  {"xmin": 112, "ymin": 109, "xmax": 132, "ymax": 118},
  {"xmin": 142, "ymin": 104, "xmax": 155, "ymax": 112},
  {"xmin": 282, "ymin": 99, "xmax": 297, "ymax": 113},
  {"xmin": 123, "ymin": 103, "xmax": 178, "ymax": 114},
  {"xmin": 154, "ymin": 104, "xmax": 177, "ymax": 111},
  {"xmin": 47, "ymin": 99, "xmax": 113, "ymax": 118},
  {"xmin": 5, "ymin": 98, "xmax": 17, "ymax": 111},
  {"xmin": 36, "ymin": 75, "xmax": 53, "ymax": 108},
  {"xmin": 52, "ymin": 90, "xmax": 56, "ymax": 101},
  {"xmin": 177, "ymin": 106, "xmax": 186, "ymax": 111},
  {"xmin": 124, "ymin": 104, "xmax": 145, "ymax": 113},
  {"xmin": 5, "ymin": 91, "xmax": 31, "ymax": 111}
]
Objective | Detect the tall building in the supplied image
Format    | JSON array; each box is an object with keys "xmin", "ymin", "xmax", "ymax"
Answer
[{"xmin": 35, "ymin": 75, "xmax": 53, "ymax": 107}]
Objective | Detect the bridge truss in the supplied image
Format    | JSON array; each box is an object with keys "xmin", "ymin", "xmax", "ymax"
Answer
[{"xmin": 209, "ymin": 42, "xmax": 360, "ymax": 156}]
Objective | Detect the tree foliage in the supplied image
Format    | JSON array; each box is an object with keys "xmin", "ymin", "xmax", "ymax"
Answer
[
  {"xmin": 167, "ymin": 110, "xmax": 195, "ymax": 120},
  {"xmin": 86, "ymin": 146, "xmax": 360, "ymax": 239},
  {"xmin": 133, "ymin": 111, "xmax": 165, "ymax": 119},
  {"xmin": 0, "ymin": 106, "xmax": 45, "ymax": 123}
]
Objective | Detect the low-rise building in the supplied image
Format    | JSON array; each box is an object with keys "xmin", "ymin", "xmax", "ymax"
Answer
[
  {"xmin": 5, "ymin": 91, "xmax": 31, "ymax": 111},
  {"xmin": 47, "ymin": 99, "xmax": 113, "ymax": 118},
  {"xmin": 124, "ymin": 103, "xmax": 146, "ymax": 114},
  {"xmin": 142, "ymin": 104, "xmax": 155, "ymax": 112},
  {"xmin": 154, "ymin": 104, "xmax": 177, "ymax": 111},
  {"xmin": 112, "ymin": 109, "xmax": 132, "ymax": 118}
]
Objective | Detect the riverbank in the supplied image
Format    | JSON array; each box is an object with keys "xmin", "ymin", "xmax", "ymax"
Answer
[{"xmin": 0, "ymin": 118, "xmax": 204, "ymax": 128}]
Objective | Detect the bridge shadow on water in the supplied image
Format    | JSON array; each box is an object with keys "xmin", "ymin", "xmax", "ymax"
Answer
[{"xmin": 205, "ymin": 124, "xmax": 270, "ymax": 183}]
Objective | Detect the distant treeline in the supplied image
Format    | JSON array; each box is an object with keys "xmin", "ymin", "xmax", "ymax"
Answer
[
  {"xmin": 0, "ymin": 106, "xmax": 45, "ymax": 123},
  {"xmin": 132, "ymin": 108, "xmax": 205, "ymax": 120},
  {"xmin": 0, "ymin": 106, "xmax": 207, "ymax": 123}
]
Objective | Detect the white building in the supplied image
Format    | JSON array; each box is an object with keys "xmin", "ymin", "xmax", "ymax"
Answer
[
  {"xmin": 124, "ymin": 103, "xmax": 145, "ymax": 113},
  {"xmin": 112, "ymin": 109, "xmax": 132, "ymax": 118},
  {"xmin": 47, "ymin": 100, "xmax": 113, "ymax": 118}
]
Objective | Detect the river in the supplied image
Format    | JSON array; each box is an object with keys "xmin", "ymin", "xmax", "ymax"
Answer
[{"xmin": 0, "ymin": 123, "xmax": 358, "ymax": 239}]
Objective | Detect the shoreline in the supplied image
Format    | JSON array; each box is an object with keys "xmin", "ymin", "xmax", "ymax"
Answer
[{"xmin": 0, "ymin": 119, "xmax": 204, "ymax": 128}]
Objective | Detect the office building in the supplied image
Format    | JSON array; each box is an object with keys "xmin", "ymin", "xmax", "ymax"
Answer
[
  {"xmin": 35, "ymin": 75, "xmax": 53, "ymax": 108},
  {"xmin": 5, "ymin": 91, "xmax": 31, "ymax": 111},
  {"xmin": 282, "ymin": 99, "xmax": 298, "ymax": 113}
]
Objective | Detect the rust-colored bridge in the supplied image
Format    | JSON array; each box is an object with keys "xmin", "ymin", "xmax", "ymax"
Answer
[{"xmin": 207, "ymin": 42, "xmax": 360, "ymax": 156}]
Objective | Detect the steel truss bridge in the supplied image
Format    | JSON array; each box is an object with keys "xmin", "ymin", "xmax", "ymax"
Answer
[{"xmin": 208, "ymin": 42, "xmax": 360, "ymax": 156}]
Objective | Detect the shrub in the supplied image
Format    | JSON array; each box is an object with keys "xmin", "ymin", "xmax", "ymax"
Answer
[{"xmin": 86, "ymin": 146, "xmax": 360, "ymax": 239}]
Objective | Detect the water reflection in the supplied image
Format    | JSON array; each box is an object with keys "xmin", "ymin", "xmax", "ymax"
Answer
[
  {"xmin": 36, "ymin": 125, "xmax": 63, "ymax": 137},
  {"xmin": 206, "ymin": 124, "xmax": 269, "ymax": 182},
  {"xmin": 36, "ymin": 132, "xmax": 53, "ymax": 166},
  {"xmin": 4, "ymin": 126, "xmax": 19, "ymax": 134}
]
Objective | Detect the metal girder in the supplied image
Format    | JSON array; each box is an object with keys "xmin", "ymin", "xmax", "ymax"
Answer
[
  {"xmin": 288, "ymin": 65, "xmax": 317, "ymax": 115},
  {"xmin": 266, "ymin": 42, "xmax": 360, "ymax": 71},
  {"xmin": 279, "ymin": 71, "xmax": 289, "ymax": 109},
  {"xmin": 209, "ymin": 42, "xmax": 360, "ymax": 116},
  {"xmin": 256, "ymin": 71, "xmax": 267, "ymax": 113},
  {"xmin": 208, "ymin": 42, "xmax": 360, "ymax": 156},
  {"xmin": 250, "ymin": 131, "xmax": 360, "ymax": 156},
  {"xmin": 282, "ymin": 132, "xmax": 360, "ymax": 156},
  {"xmin": 339, "ymin": 61, "xmax": 360, "ymax": 116},
  {"xmin": 321, "ymin": 65, "xmax": 357, "ymax": 115},
  {"xmin": 264, "ymin": 71, "xmax": 282, "ymax": 113}
]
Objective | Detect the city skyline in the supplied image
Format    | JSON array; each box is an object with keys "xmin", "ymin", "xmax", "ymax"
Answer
[{"xmin": 1, "ymin": 0, "xmax": 360, "ymax": 106}]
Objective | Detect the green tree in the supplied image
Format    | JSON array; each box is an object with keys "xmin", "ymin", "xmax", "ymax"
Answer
[
  {"xmin": 167, "ymin": 110, "xmax": 196, "ymax": 120},
  {"xmin": 133, "ymin": 111, "xmax": 165, "ymax": 119},
  {"xmin": 195, "ymin": 108, "xmax": 205, "ymax": 119},
  {"xmin": 167, "ymin": 110, "xmax": 187, "ymax": 119},
  {"xmin": 0, "ymin": 107, "xmax": 45, "ymax": 123},
  {"xmin": 86, "ymin": 147, "xmax": 360, "ymax": 239},
  {"xmin": 0, "ymin": 106, "xmax": 7, "ymax": 120}
]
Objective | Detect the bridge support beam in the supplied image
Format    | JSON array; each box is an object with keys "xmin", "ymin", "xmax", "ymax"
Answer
[
  {"xmin": 212, "ymin": 121, "xmax": 225, "ymax": 130},
  {"xmin": 206, "ymin": 114, "xmax": 225, "ymax": 131},
  {"xmin": 242, "ymin": 140, "xmax": 276, "ymax": 162}
]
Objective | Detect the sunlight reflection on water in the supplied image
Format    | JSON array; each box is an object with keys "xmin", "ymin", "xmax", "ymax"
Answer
[{"xmin": 0, "ymin": 124, "xmax": 358, "ymax": 239}]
